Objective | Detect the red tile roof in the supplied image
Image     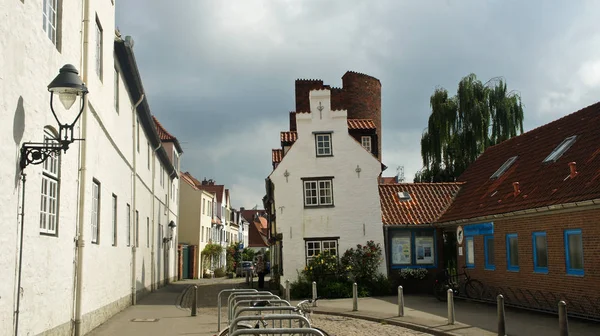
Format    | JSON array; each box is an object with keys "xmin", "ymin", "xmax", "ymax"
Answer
[
  {"xmin": 380, "ymin": 177, "xmax": 399, "ymax": 184},
  {"xmin": 248, "ymin": 217, "xmax": 269, "ymax": 247},
  {"xmin": 379, "ymin": 183, "xmax": 463, "ymax": 225},
  {"xmin": 272, "ymin": 149, "xmax": 283, "ymax": 163},
  {"xmin": 281, "ymin": 131, "xmax": 298, "ymax": 143},
  {"xmin": 347, "ymin": 119, "xmax": 376, "ymax": 130},
  {"xmin": 153, "ymin": 116, "xmax": 183, "ymax": 153},
  {"xmin": 181, "ymin": 172, "xmax": 199, "ymax": 189},
  {"xmin": 182, "ymin": 171, "xmax": 225, "ymax": 201},
  {"xmin": 438, "ymin": 102, "xmax": 600, "ymax": 223}
]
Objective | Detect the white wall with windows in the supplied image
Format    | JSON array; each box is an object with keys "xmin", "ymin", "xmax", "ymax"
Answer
[
  {"xmin": 269, "ymin": 89, "xmax": 387, "ymax": 284},
  {"xmin": 0, "ymin": 1, "xmax": 181, "ymax": 335}
]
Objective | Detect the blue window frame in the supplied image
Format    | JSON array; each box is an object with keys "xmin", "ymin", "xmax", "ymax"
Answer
[
  {"xmin": 532, "ymin": 232, "xmax": 548, "ymax": 274},
  {"xmin": 389, "ymin": 229, "xmax": 437, "ymax": 269},
  {"xmin": 465, "ymin": 236, "xmax": 474, "ymax": 268},
  {"xmin": 564, "ymin": 229, "xmax": 584, "ymax": 276},
  {"xmin": 506, "ymin": 233, "xmax": 519, "ymax": 271},
  {"xmin": 484, "ymin": 235, "xmax": 495, "ymax": 270}
]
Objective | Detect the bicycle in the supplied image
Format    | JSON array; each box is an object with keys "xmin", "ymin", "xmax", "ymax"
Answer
[
  {"xmin": 217, "ymin": 298, "xmax": 330, "ymax": 336},
  {"xmin": 433, "ymin": 265, "xmax": 485, "ymax": 301}
]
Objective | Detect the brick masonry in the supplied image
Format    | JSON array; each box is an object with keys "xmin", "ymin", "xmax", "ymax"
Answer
[{"xmin": 455, "ymin": 207, "xmax": 600, "ymax": 317}]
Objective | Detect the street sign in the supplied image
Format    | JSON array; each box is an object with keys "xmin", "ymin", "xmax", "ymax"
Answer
[{"xmin": 456, "ymin": 226, "xmax": 464, "ymax": 245}]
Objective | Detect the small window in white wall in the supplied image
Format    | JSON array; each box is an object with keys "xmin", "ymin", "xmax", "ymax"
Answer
[
  {"xmin": 147, "ymin": 141, "xmax": 150, "ymax": 170},
  {"xmin": 91, "ymin": 179, "xmax": 101, "ymax": 244},
  {"xmin": 361, "ymin": 136, "xmax": 372, "ymax": 152},
  {"xmin": 114, "ymin": 66, "xmax": 119, "ymax": 113},
  {"xmin": 136, "ymin": 119, "xmax": 140, "ymax": 153},
  {"xmin": 303, "ymin": 178, "xmax": 334, "ymax": 207},
  {"xmin": 112, "ymin": 194, "xmax": 117, "ymax": 246},
  {"xmin": 135, "ymin": 210, "xmax": 139, "ymax": 247},
  {"xmin": 305, "ymin": 239, "xmax": 338, "ymax": 264},
  {"xmin": 42, "ymin": 0, "xmax": 59, "ymax": 46},
  {"xmin": 95, "ymin": 15, "xmax": 103, "ymax": 80},
  {"xmin": 40, "ymin": 128, "xmax": 60, "ymax": 235},
  {"xmin": 126, "ymin": 204, "xmax": 131, "ymax": 246},
  {"xmin": 146, "ymin": 217, "xmax": 150, "ymax": 248},
  {"xmin": 315, "ymin": 133, "xmax": 332, "ymax": 156}
]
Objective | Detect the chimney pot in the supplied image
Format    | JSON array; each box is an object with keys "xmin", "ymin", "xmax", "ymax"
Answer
[
  {"xmin": 569, "ymin": 162, "xmax": 578, "ymax": 178},
  {"xmin": 513, "ymin": 182, "xmax": 520, "ymax": 197}
]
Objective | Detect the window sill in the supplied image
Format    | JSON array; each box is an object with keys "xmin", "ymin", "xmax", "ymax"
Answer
[
  {"xmin": 391, "ymin": 264, "xmax": 437, "ymax": 269},
  {"xmin": 566, "ymin": 270, "xmax": 584, "ymax": 277},
  {"xmin": 304, "ymin": 205, "xmax": 335, "ymax": 209},
  {"xmin": 484, "ymin": 266, "xmax": 496, "ymax": 271},
  {"xmin": 507, "ymin": 267, "xmax": 520, "ymax": 272},
  {"xmin": 466, "ymin": 264, "xmax": 475, "ymax": 269},
  {"xmin": 40, "ymin": 232, "xmax": 58, "ymax": 237},
  {"xmin": 533, "ymin": 268, "xmax": 548, "ymax": 274},
  {"xmin": 316, "ymin": 154, "xmax": 334, "ymax": 158}
]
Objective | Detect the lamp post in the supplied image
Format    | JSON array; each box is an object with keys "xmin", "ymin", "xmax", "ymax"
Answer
[
  {"xmin": 14, "ymin": 64, "xmax": 88, "ymax": 336},
  {"xmin": 20, "ymin": 64, "xmax": 89, "ymax": 169}
]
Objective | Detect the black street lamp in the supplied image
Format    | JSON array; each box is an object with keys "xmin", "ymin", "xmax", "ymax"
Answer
[{"xmin": 20, "ymin": 64, "xmax": 89, "ymax": 170}]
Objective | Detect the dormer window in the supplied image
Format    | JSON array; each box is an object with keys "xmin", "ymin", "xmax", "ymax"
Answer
[
  {"xmin": 361, "ymin": 136, "xmax": 372, "ymax": 152},
  {"xmin": 314, "ymin": 132, "xmax": 332, "ymax": 157},
  {"xmin": 543, "ymin": 135, "xmax": 577, "ymax": 163},
  {"xmin": 490, "ymin": 156, "xmax": 518, "ymax": 179}
]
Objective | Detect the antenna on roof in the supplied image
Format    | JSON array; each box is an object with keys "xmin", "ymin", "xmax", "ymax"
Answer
[{"xmin": 396, "ymin": 166, "xmax": 405, "ymax": 183}]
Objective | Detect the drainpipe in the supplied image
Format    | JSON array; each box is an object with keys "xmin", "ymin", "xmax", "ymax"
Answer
[
  {"xmin": 73, "ymin": 0, "xmax": 90, "ymax": 335},
  {"xmin": 131, "ymin": 93, "xmax": 144, "ymax": 305},
  {"xmin": 151, "ymin": 142, "xmax": 162, "ymax": 291}
]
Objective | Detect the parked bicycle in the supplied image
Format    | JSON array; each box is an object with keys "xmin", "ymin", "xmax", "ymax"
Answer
[
  {"xmin": 218, "ymin": 298, "xmax": 329, "ymax": 336},
  {"xmin": 433, "ymin": 265, "xmax": 485, "ymax": 301}
]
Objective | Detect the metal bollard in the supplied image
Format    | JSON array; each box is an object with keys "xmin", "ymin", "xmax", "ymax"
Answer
[
  {"xmin": 398, "ymin": 286, "xmax": 404, "ymax": 317},
  {"xmin": 312, "ymin": 281, "xmax": 317, "ymax": 307},
  {"xmin": 497, "ymin": 294, "xmax": 506, "ymax": 336},
  {"xmin": 191, "ymin": 286, "xmax": 198, "ymax": 317},
  {"xmin": 352, "ymin": 283, "xmax": 358, "ymax": 311},
  {"xmin": 285, "ymin": 279, "xmax": 290, "ymax": 301},
  {"xmin": 447, "ymin": 289, "xmax": 455, "ymax": 325},
  {"xmin": 558, "ymin": 301, "xmax": 569, "ymax": 336}
]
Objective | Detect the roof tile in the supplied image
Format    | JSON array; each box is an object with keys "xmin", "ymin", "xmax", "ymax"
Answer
[
  {"xmin": 281, "ymin": 131, "xmax": 298, "ymax": 143},
  {"xmin": 438, "ymin": 102, "xmax": 600, "ymax": 223},
  {"xmin": 272, "ymin": 149, "xmax": 283, "ymax": 163},
  {"xmin": 347, "ymin": 119, "xmax": 376, "ymax": 130},
  {"xmin": 380, "ymin": 183, "xmax": 462, "ymax": 225}
]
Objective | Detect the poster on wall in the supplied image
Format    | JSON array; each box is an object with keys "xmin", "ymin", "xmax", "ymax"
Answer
[
  {"xmin": 391, "ymin": 236, "xmax": 411, "ymax": 264},
  {"xmin": 415, "ymin": 236, "xmax": 434, "ymax": 264}
]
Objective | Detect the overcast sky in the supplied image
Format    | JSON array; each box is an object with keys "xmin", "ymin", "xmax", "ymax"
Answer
[{"xmin": 116, "ymin": 0, "xmax": 600, "ymax": 209}]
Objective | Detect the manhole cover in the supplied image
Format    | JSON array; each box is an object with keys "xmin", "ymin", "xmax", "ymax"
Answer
[{"xmin": 131, "ymin": 318, "xmax": 159, "ymax": 322}]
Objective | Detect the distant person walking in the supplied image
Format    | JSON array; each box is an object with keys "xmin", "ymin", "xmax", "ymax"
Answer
[{"xmin": 256, "ymin": 255, "xmax": 266, "ymax": 289}]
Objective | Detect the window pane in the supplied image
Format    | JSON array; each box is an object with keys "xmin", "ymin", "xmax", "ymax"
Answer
[
  {"xmin": 391, "ymin": 231, "xmax": 411, "ymax": 265},
  {"xmin": 415, "ymin": 231, "xmax": 435, "ymax": 265},
  {"xmin": 568, "ymin": 234, "xmax": 584, "ymax": 270},
  {"xmin": 466, "ymin": 238, "xmax": 474, "ymax": 264},
  {"xmin": 509, "ymin": 236, "xmax": 519, "ymax": 266},
  {"xmin": 486, "ymin": 237, "xmax": 494, "ymax": 265},
  {"xmin": 535, "ymin": 235, "xmax": 548, "ymax": 268}
]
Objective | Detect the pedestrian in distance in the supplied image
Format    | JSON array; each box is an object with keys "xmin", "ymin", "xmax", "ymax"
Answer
[{"xmin": 256, "ymin": 255, "xmax": 266, "ymax": 289}]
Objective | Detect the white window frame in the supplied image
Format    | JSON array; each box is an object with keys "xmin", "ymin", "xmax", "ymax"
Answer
[
  {"xmin": 40, "ymin": 129, "xmax": 60, "ymax": 235},
  {"xmin": 42, "ymin": 0, "xmax": 59, "ymax": 45},
  {"xmin": 303, "ymin": 179, "xmax": 334, "ymax": 207},
  {"xmin": 114, "ymin": 65, "xmax": 119, "ymax": 113},
  {"xmin": 95, "ymin": 16, "xmax": 103, "ymax": 80},
  {"xmin": 112, "ymin": 194, "xmax": 117, "ymax": 246},
  {"xmin": 315, "ymin": 133, "xmax": 332, "ymax": 156},
  {"xmin": 91, "ymin": 180, "xmax": 100, "ymax": 244},
  {"xmin": 305, "ymin": 239, "xmax": 338, "ymax": 264},
  {"xmin": 544, "ymin": 135, "xmax": 577, "ymax": 163},
  {"xmin": 126, "ymin": 204, "xmax": 131, "ymax": 246},
  {"xmin": 361, "ymin": 136, "xmax": 372, "ymax": 152}
]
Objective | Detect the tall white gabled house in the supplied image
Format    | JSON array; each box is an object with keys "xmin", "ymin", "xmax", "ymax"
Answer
[{"xmin": 266, "ymin": 82, "xmax": 387, "ymax": 284}]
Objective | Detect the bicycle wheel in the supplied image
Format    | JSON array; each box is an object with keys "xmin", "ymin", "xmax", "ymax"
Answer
[
  {"xmin": 464, "ymin": 279, "xmax": 485, "ymax": 300},
  {"xmin": 313, "ymin": 326, "xmax": 330, "ymax": 336},
  {"xmin": 217, "ymin": 324, "xmax": 253, "ymax": 336},
  {"xmin": 433, "ymin": 282, "xmax": 448, "ymax": 301}
]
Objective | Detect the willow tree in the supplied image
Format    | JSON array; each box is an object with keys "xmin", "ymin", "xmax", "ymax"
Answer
[{"xmin": 415, "ymin": 74, "xmax": 524, "ymax": 182}]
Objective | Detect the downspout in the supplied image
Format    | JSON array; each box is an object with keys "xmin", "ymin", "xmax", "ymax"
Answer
[
  {"xmin": 150, "ymin": 142, "xmax": 162, "ymax": 291},
  {"xmin": 131, "ymin": 93, "xmax": 144, "ymax": 305},
  {"xmin": 73, "ymin": 0, "xmax": 90, "ymax": 334}
]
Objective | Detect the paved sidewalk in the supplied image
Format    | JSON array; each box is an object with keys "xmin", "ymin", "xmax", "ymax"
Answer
[{"xmin": 312, "ymin": 295, "xmax": 600, "ymax": 336}]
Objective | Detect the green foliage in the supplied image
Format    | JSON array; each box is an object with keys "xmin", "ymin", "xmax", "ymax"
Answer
[
  {"xmin": 302, "ymin": 251, "xmax": 344, "ymax": 283},
  {"xmin": 241, "ymin": 248, "xmax": 255, "ymax": 261},
  {"xmin": 202, "ymin": 243, "xmax": 223, "ymax": 270},
  {"xmin": 226, "ymin": 242, "xmax": 241, "ymax": 273},
  {"xmin": 416, "ymin": 74, "xmax": 524, "ymax": 182},
  {"xmin": 214, "ymin": 267, "xmax": 225, "ymax": 278},
  {"xmin": 340, "ymin": 240, "xmax": 383, "ymax": 285}
]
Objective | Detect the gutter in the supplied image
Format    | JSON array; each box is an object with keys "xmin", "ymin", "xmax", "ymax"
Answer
[
  {"xmin": 436, "ymin": 198, "xmax": 600, "ymax": 227},
  {"xmin": 73, "ymin": 0, "xmax": 90, "ymax": 334}
]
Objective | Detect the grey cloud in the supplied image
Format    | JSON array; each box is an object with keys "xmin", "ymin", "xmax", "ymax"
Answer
[{"xmin": 117, "ymin": 0, "xmax": 600, "ymax": 205}]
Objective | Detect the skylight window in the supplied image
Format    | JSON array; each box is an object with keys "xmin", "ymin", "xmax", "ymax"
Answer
[
  {"xmin": 543, "ymin": 135, "xmax": 577, "ymax": 163},
  {"xmin": 397, "ymin": 191, "xmax": 411, "ymax": 201},
  {"xmin": 490, "ymin": 156, "xmax": 518, "ymax": 180}
]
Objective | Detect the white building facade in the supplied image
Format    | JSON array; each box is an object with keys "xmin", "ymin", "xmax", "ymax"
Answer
[
  {"xmin": 267, "ymin": 90, "xmax": 387, "ymax": 285},
  {"xmin": 1, "ymin": 1, "xmax": 181, "ymax": 335}
]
